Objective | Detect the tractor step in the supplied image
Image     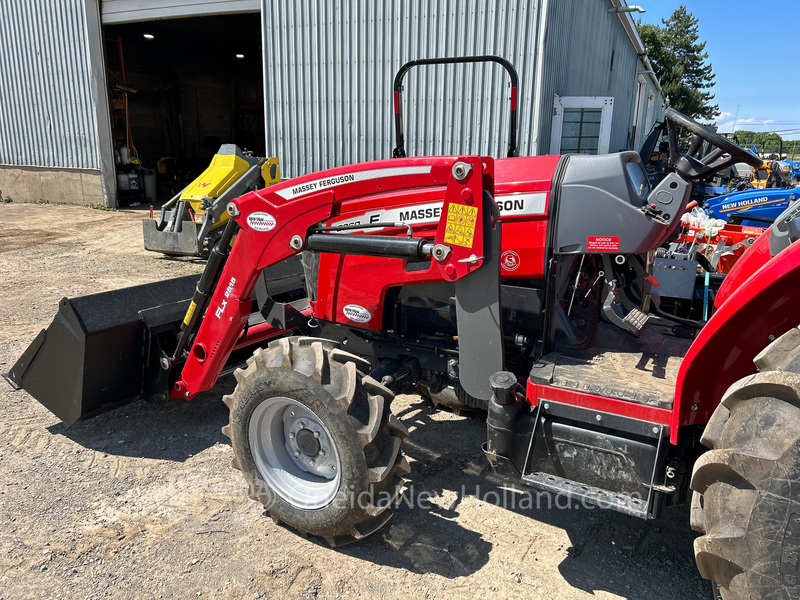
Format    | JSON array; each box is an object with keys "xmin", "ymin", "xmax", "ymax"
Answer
[
  {"xmin": 622, "ymin": 307, "xmax": 649, "ymax": 333},
  {"xmin": 521, "ymin": 470, "xmax": 650, "ymax": 518},
  {"xmin": 521, "ymin": 401, "xmax": 667, "ymax": 518},
  {"xmin": 530, "ymin": 323, "xmax": 691, "ymax": 410}
]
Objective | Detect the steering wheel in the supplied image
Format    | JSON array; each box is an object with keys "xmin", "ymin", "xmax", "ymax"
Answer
[{"xmin": 665, "ymin": 108, "xmax": 762, "ymax": 180}]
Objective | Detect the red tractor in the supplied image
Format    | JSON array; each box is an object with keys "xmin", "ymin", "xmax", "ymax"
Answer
[{"xmin": 7, "ymin": 57, "xmax": 799, "ymax": 598}]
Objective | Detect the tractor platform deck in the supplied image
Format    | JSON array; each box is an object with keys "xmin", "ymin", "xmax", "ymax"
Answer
[{"xmin": 531, "ymin": 322, "xmax": 693, "ymax": 410}]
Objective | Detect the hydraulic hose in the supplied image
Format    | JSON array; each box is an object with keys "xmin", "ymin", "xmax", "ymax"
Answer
[{"xmin": 168, "ymin": 218, "xmax": 238, "ymax": 365}]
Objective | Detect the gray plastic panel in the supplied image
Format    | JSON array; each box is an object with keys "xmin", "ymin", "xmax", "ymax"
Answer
[
  {"xmin": 652, "ymin": 258, "xmax": 698, "ymax": 299},
  {"xmin": 769, "ymin": 200, "xmax": 800, "ymax": 256},
  {"xmin": 217, "ymin": 143, "xmax": 261, "ymax": 167},
  {"xmin": 454, "ymin": 192, "xmax": 504, "ymax": 401},
  {"xmin": 554, "ymin": 152, "xmax": 690, "ymax": 254}
]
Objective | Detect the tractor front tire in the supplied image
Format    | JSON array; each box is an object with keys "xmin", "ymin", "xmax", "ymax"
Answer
[
  {"xmin": 222, "ymin": 337, "xmax": 410, "ymax": 546},
  {"xmin": 691, "ymin": 326, "xmax": 800, "ymax": 599}
]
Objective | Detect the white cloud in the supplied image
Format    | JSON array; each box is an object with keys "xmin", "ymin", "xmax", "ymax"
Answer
[{"xmin": 716, "ymin": 117, "xmax": 775, "ymax": 132}]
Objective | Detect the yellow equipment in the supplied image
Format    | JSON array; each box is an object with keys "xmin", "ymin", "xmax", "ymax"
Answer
[
  {"xmin": 750, "ymin": 160, "xmax": 771, "ymax": 189},
  {"xmin": 750, "ymin": 159, "xmax": 794, "ymax": 189},
  {"xmin": 143, "ymin": 145, "xmax": 280, "ymax": 255}
]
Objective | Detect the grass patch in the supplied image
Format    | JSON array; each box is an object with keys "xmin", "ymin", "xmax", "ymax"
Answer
[{"xmin": 86, "ymin": 202, "xmax": 117, "ymax": 211}]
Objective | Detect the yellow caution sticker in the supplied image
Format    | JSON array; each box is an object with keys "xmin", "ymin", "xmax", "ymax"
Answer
[
  {"xmin": 183, "ymin": 301, "xmax": 197, "ymax": 326},
  {"xmin": 444, "ymin": 203, "xmax": 478, "ymax": 248}
]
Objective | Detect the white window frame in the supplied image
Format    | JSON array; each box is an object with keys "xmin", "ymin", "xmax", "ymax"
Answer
[
  {"xmin": 550, "ymin": 95, "xmax": 614, "ymax": 155},
  {"xmin": 633, "ymin": 75, "xmax": 648, "ymax": 150}
]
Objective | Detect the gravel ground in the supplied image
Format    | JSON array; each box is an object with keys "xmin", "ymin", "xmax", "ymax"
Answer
[{"xmin": 0, "ymin": 203, "xmax": 712, "ymax": 599}]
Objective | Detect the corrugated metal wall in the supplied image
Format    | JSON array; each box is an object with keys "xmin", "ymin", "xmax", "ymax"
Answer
[
  {"xmin": 537, "ymin": 0, "xmax": 640, "ymax": 154},
  {"xmin": 262, "ymin": 0, "xmax": 543, "ymax": 177},
  {"xmin": 0, "ymin": 0, "xmax": 99, "ymax": 169},
  {"xmin": 0, "ymin": 0, "xmax": 654, "ymax": 174}
]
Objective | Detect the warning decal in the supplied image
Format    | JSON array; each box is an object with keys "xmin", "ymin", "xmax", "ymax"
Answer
[
  {"xmin": 587, "ymin": 236, "xmax": 620, "ymax": 252},
  {"xmin": 444, "ymin": 203, "xmax": 478, "ymax": 248}
]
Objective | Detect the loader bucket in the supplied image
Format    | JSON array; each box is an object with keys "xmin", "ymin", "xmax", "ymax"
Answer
[
  {"xmin": 6, "ymin": 275, "xmax": 200, "ymax": 425},
  {"xmin": 142, "ymin": 218, "xmax": 199, "ymax": 256}
]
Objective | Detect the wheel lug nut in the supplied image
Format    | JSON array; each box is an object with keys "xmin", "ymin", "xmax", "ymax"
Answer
[
  {"xmin": 313, "ymin": 431, "xmax": 320, "ymax": 438},
  {"xmin": 309, "ymin": 459, "xmax": 316, "ymax": 466},
  {"xmin": 319, "ymin": 450, "xmax": 326, "ymax": 457},
  {"xmin": 299, "ymin": 421, "xmax": 306, "ymax": 429},
  {"xmin": 294, "ymin": 450, "xmax": 301, "ymax": 458},
  {"xmin": 289, "ymin": 431, "xmax": 295, "ymax": 439}
]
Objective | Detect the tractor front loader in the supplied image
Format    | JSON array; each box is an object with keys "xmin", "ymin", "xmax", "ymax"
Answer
[{"xmin": 6, "ymin": 56, "xmax": 800, "ymax": 599}]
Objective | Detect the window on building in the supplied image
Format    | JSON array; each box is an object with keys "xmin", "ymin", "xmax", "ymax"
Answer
[
  {"xmin": 560, "ymin": 108, "xmax": 602, "ymax": 154},
  {"xmin": 550, "ymin": 96, "xmax": 613, "ymax": 155}
]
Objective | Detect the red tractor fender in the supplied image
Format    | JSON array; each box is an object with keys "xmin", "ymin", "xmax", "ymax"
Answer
[
  {"xmin": 713, "ymin": 228, "xmax": 773, "ymax": 307},
  {"xmin": 672, "ymin": 237, "xmax": 800, "ymax": 443}
]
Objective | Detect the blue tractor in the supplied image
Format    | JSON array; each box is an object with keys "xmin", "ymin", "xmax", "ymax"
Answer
[{"xmin": 705, "ymin": 184, "xmax": 799, "ymax": 227}]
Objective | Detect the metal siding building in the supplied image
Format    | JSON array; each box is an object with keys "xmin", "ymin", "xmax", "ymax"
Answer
[
  {"xmin": 262, "ymin": 0, "xmax": 663, "ymax": 177},
  {"xmin": 537, "ymin": 0, "xmax": 640, "ymax": 154},
  {"xmin": 262, "ymin": 1, "xmax": 542, "ymax": 176},
  {"xmin": 0, "ymin": 0, "xmax": 663, "ymax": 203},
  {"xmin": 0, "ymin": 0, "xmax": 114, "ymax": 204},
  {"xmin": 0, "ymin": 0, "xmax": 98, "ymax": 169}
]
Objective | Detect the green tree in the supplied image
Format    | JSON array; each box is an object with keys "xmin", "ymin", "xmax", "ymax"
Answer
[
  {"xmin": 639, "ymin": 6, "xmax": 718, "ymax": 120},
  {"xmin": 735, "ymin": 130, "xmax": 786, "ymax": 156}
]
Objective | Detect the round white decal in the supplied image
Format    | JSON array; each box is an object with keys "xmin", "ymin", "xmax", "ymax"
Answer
[
  {"xmin": 343, "ymin": 304, "xmax": 372, "ymax": 323},
  {"xmin": 247, "ymin": 212, "xmax": 277, "ymax": 232},
  {"xmin": 501, "ymin": 250, "xmax": 521, "ymax": 271}
]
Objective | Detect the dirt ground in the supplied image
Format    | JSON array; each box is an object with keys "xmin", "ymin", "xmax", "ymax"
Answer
[{"xmin": 0, "ymin": 203, "xmax": 711, "ymax": 600}]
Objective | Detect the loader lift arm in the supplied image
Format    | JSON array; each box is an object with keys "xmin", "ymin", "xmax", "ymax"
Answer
[{"xmin": 171, "ymin": 155, "xmax": 502, "ymax": 402}]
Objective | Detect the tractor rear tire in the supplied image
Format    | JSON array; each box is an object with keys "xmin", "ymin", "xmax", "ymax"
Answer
[
  {"xmin": 222, "ymin": 336, "xmax": 410, "ymax": 546},
  {"xmin": 690, "ymin": 326, "xmax": 800, "ymax": 599}
]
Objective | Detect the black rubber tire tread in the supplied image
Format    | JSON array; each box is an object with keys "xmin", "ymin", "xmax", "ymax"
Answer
[
  {"xmin": 690, "ymin": 326, "xmax": 800, "ymax": 599},
  {"xmin": 755, "ymin": 326, "xmax": 800, "ymax": 373},
  {"xmin": 222, "ymin": 336, "xmax": 410, "ymax": 546}
]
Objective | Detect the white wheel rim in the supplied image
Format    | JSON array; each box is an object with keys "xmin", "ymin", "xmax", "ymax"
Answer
[{"xmin": 249, "ymin": 396, "xmax": 341, "ymax": 509}]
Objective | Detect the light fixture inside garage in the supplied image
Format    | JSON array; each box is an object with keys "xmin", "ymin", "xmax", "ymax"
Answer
[
  {"xmin": 235, "ymin": 53, "xmax": 245, "ymax": 59},
  {"xmin": 143, "ymin": 33, "xmax": 154, "ymax": 40}
]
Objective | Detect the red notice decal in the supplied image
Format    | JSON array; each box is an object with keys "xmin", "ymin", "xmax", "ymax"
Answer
[{"xmin": 587, "ymin": 236, "xmax": 620, "ymax": 252}]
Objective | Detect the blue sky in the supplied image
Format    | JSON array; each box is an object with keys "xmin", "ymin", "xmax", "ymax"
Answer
[{"xmin": 637, "ymin": 2, "xmax": 800, "ymax": 141}]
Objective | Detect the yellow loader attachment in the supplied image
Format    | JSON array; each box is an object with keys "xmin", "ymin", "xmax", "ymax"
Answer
[{"xmin": 142, "ymin": 145, "xmax": 280, "ymax": 256}]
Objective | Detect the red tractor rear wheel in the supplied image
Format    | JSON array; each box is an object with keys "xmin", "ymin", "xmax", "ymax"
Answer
[{"xmin": 691, "ymin": 327, "xmax": 800, "ymax": 599}]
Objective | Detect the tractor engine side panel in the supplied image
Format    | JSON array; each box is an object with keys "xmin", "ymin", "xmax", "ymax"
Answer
[
  {"xmin": 311, "ymin": 155, "xmax": 561, "ymax": 330},
  {"xmin": 495, "ymin": 155, "xmax": 561, "ymax": 279}
]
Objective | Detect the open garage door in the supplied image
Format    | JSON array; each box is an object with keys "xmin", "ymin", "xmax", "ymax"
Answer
[
  {"xmin": 103, "ymin": 12, "xmax": 265, "ymax": 206},
  {"xmin": 101, "ymin": 0, "xmax": 259, "ymax": 25}
]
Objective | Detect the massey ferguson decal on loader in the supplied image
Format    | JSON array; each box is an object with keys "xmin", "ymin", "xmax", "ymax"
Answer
[
  {"xmin": 6, "ymin": 56, "xmax": 798, "ymax": 599},
  {"xmin": 330, "ymin": 192, "xmax": 547, "ymax": 231}
]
